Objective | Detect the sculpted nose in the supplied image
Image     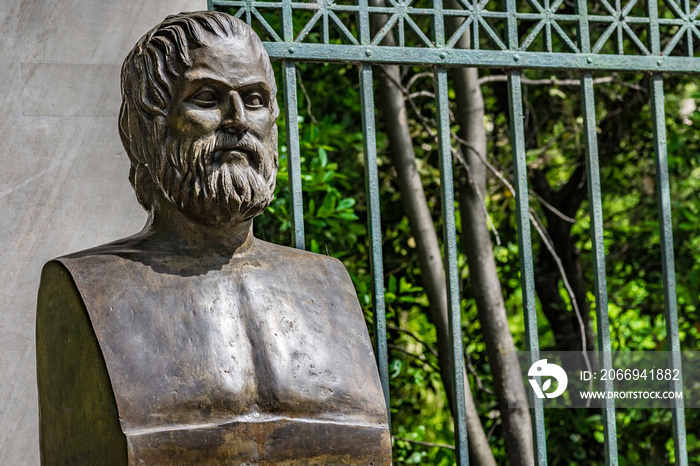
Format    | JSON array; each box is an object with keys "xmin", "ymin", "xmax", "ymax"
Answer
[{"xmin": 221, "ymin": 91, "xmax": 249, "ymax": 133}]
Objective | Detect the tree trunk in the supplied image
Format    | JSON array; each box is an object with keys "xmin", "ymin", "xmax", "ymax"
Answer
[
  {"xmin": 526, "ymin": 84, "xmax": 650, "ymax": 358},
  {"xmin": 531, "ymin": 166, "xmax": 595, "ymax": 355},
  {"xmin": 447, "ymin": 2, "xmax": 535, "ymax": 464}
]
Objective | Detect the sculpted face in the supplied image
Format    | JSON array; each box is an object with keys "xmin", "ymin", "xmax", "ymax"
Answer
[{"xmin": 158, "ymin": 36, "xmax": 278, "ymax": 225}]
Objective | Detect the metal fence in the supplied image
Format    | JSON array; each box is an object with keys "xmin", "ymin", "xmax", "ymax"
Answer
[{"xmin": 210, "ymin": 0, "xmax": 697, "ymax": 463}]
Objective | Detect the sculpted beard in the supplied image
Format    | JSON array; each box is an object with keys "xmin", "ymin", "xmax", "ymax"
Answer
[{"xmin": 155, "ymin": 131, "xmax": 277, "ymax": 225}]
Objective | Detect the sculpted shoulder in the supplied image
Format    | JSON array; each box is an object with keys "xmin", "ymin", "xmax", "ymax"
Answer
[
  {"xmin": 54, "ymin": 235, "xmax": 353, "ymax": 284},
  {"xmin": 54, "ymin": 231, "xmax": 158, "ymax": 261},
  {"xmin": 252, "ymin": 239, "xmax": 350, "ymax": 274}
]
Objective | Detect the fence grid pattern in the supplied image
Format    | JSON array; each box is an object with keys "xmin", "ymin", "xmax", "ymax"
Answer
[{"xmin": 211, "ymin": 0, "xmax": 696, "ymax": 464}]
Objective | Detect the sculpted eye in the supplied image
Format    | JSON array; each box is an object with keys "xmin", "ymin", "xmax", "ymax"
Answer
[
  {"xmin": 190, "ymin": 89, "xmax": 217, "ymax": 107},
  {"xmin": 243, "ymin": 92, "xmax": 265, "ymax": 109}
]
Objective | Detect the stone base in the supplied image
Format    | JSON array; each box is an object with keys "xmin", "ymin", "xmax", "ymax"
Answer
[{"xmin": 127, "ymin": 417, "xmax": 392, "ymax": 465}]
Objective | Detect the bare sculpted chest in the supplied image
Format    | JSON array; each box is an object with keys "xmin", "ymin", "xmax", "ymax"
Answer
[{"xmin": 60, "ymin": 247, "xmax": 386, "ymax": 435}]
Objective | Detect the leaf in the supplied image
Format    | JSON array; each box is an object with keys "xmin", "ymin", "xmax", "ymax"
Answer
[
  {"xmin": 310, "ymin": 239, "xmax": 320, "ymax": 254},
  {"xmin": 388, "ymin": 275, "xmax": 398, "ymax": 294},
  {"xmin": 390, "ymin": 358, "xmax": 402, "ymax": 378},
  {"xmin": 542, "ymin": 379, "xmax": 552, "ymax": 392},
  {"xmin": 335, "ymin": 212, "xmax": 359, "ymax": 220},
  {"xmin": 549, "ymin": 87, "xmax": 567, "ymax": 99},
  {"xmin": 337, "ymin": 197, "xmax": 356, "ymax": 210},
  {"xmin": 318, "ymin": 147, "xmax": 328, "ymax": 167}
]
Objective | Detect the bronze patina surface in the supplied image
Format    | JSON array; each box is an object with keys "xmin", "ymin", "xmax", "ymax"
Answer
[{"xmin": 36, "ymin": 11, "xmax": 391, "ymax": 465}]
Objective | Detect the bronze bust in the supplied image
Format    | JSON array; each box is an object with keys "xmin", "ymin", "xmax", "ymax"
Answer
[{"xmin": 36, "ymin": 11, "xmax": 391, "ymax": 465}]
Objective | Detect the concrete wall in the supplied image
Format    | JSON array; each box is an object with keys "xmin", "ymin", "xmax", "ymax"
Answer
[{"xmin": 0, "ymin": 0, "xmax": 205, "ymax": 462}]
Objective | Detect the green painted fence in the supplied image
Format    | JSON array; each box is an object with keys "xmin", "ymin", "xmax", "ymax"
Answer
[{"xmin": 210, "ymin": 0, "xmax": 698, "ymax": 463}]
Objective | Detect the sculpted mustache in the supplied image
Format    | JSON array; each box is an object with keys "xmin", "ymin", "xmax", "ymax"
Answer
[
  {"xmin": 170, "ymin": 132, "xmax": 270, "ymax": 190},
  {"xmin": 211, "ymin": 133, "xmax": 265, "ymax": 162}
]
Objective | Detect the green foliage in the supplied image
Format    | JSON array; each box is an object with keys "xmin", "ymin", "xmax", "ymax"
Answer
[{"xmin": 485, "ymin": 69, "xmax": 700, "ymax": 464}]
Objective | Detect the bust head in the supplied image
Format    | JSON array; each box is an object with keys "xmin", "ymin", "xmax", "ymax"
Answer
[{"xmin": 119, "ymin": 11, "xmax": 279, "ymax": 226}]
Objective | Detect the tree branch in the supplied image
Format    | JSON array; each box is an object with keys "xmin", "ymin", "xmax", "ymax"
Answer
[
  {"xmin": 478, "ymin": 74, "xmax": 647, "ymax": 93},
  {"xmin": 388, "ymin": 325, "xmax": 440, "ymax": 359},
  {"xmin": 295, "ymin": 68, "xmax": 318, "ymax": 124},
  {"xmin": 393, "ymin": 436, "xmax": 456, "ymax": 450},
  {"xmin": 388, "ymin": 343, "xmax": 441, "ymax": 373},
  {"xmin": 464, "ymin": 351, "xmax": 494, "ymax": 395},
  {"xmin": 528, "ymin": 208, "xmax": 594, "ymax": 400}
]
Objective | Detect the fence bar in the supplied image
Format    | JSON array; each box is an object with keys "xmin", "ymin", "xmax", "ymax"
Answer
[
  {"xmin": 278, "ymin": 0, "xmax": 305, "ymax": 249},
  {"xmin": 507, "ymin": 70, "xmax": 547, "ymax": 465},
  {"xmin": 580, "ymin": 72, "xmax": 618, "ymax": 465},
  {"xmin": 647, "ymin": 0, "xmax": 688, "ymax": 460},
  {"xmin": 649, "ymin": 73, "xmax": 688, "ymax": 466},
  {"xmin": 433, "ymin": 0, "xmax": 469, "ymax": 460},
  {"xmin": 358, "ymin": 0, "xmax": 390, "ymax": 424},
  {"xmin": 574, "ymin": 0, "xmax": 618, "ymax": 459},
  {"xmin": 260, "ymin": 43, "xmax": 700, "ymax": 73},
  {"xmin": 281, "ymin": 62, "xmax": 305, "ymax": 249},
  {"xmin": 504, "ymin": 3, "xmax": 547, "ymax": 460},
  {"xmin": 435, "ymin": 66, "xmax": 469, "ymax": 465},
  {"xmin": 576, "ymin": 0, "xmax": 617, "ymax": 445},
  {"xmin": 358, "ymin": 62, "xmax": 390, "ymax": 421}
]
